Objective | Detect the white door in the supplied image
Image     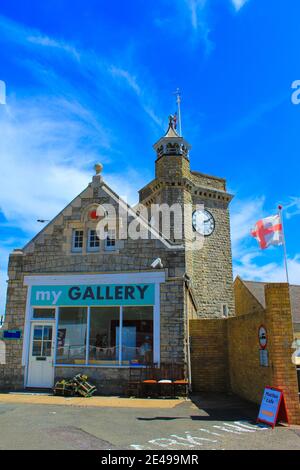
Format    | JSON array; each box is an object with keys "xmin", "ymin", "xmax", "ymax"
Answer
[{"xmin": 27, "ymin": 322, "xmax": 55, "ymax": 388}]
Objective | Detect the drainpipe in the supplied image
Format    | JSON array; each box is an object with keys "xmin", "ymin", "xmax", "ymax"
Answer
[{"xmin": 184, "ymin": 273, "xmax": 192, "ymax": 393}]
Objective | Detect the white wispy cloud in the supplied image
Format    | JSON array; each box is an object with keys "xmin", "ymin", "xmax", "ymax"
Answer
[
  {"xmin": 109, "ymin": 66, "xmax": 163, "ymax": 127},
  {"xmin": 231, "ymin": 196, "xmax": 300, "ymax": 284},
  {"xmin": 284, "ymin": 197, "xmax": 300, "ymax": 219},
  {"xmin": 183, "ymin": 0, "xmax": 213, "ymax": 54},
  {"xmin": 0, "ymin": 15, "xmax": 164, "ymax": 314},
  {"xmin": 154, "ymin": 0, "xmax": 250, "ymax": 55},
  {"xmin": 231, "ymin": 0, "xmax": 249, "ymax": 12}
]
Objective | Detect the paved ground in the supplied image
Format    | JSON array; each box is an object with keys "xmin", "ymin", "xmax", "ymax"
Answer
[{"xmin": 0, "ymin": 393, "xmax": 299, "ymax": 450}]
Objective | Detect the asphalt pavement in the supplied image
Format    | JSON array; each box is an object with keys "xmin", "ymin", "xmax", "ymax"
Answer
[{"xmin": 0, "ymin": 393, "xmax": 299, "ymax": 450}]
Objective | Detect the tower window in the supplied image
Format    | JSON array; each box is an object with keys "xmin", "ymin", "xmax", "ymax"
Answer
[
  {"xmin": 222, "ymin": 304, "xmax": 229, "ymax": 318},
  {"xmin": 88, "ymin": 229, "xmax": 100, "ymax": 252},
  {"xmin": 72, "ymin": 230, "xmax": 84, "ymax": 252},
  {"xmin": 105, "ymin": 229, "xmax": 116, "ymax": 251}
]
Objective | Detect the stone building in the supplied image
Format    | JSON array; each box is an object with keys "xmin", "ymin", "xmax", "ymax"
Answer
[{"xmin": 0, "ymin": 119, "xmax": 234, "ymax": 394}]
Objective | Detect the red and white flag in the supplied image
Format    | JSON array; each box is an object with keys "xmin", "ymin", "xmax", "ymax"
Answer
[{"xmin": 251, "ymin": 214, "xmax": 283, "ymax": 249}]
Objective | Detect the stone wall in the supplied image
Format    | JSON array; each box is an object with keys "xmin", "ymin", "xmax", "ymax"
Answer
[
  {"xmin": 139, "ymin": 151, "xmax": 235, "ymax": 320},
  {"xmin": 55, "ymin": 367, "xmax": 130, "ymax": 395},
  {"xmin": 0, "ymin": 175, "xmax": 189, "ymax": 390}
]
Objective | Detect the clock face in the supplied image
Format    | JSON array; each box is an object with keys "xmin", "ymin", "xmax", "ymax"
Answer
[{"xmin": 192, "ymin": 209, "xmax": 215, "ymax": 236}]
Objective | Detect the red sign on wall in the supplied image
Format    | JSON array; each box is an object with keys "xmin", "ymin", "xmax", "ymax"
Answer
[{"xmin": 258, "ymin": 325, "xmax": 268, "ymax": 350}]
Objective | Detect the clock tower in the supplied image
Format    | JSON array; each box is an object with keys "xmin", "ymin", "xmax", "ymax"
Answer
[{"xmin": 139, "ymin": 117, "xmax": 234, "ymax": 318}]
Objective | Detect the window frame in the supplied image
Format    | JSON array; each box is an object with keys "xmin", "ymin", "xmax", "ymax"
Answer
[
  {"xmin": 54, "ymin": 305, "xmax": 155, "ymax": 368},
  {"xmin": 32, "ymin": 307, "xmax": 56, "ymax": 320},
  {"xmin": 105, "ymin": 229, "xmax": 116, "ymax": 252},
  {"xmin": 87, "ymin": 229, "xmax": 100, "ymax": 252},
  {"xmin": 72, "ymin": 229, "xmax": 84, "ymax": 253}
]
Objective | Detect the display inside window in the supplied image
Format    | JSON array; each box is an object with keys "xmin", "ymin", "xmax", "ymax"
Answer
[
  {"xmin": 56, "ymin": 307, "xmax": 87, "ymax": 364},
  {"xmin": 72, "ymin": 230, "xmax": 84, "ymax": 252},
  {"xmin": 122, "ymin": 307, "xmax": 153, "ymax": 365},
  {"xmin": 55, "ymin": 306, "xmax": 154, "ymax": 366},
  {"xmin": 88, "ymin": 307, "xmax": 119, "ymax": 365},
  {"xmin": 88, "ymin": 229, "xmax": 100, "ymax": 251}
]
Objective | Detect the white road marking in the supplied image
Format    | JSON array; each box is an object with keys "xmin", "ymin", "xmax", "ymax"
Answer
[
  {"xmin": 223, "ymin": 423, "xmax": 256, "ymax": 433},
  {"xmin": 235, "ymin": 421, "xmax": 269, "ymax": 431},
  {"xmin": 213, "ymin": 425, "xmax": 242, "ymax": 435},
  {"xmin": 198, "ymin": 428, "xmax": 223, "ymax": 437},
  {"xmin": 130, "ymin": 419, "xmax": 268, "ymax": 450}
]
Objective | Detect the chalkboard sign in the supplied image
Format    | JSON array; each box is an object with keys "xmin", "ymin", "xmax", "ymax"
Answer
[{"xmin": 257, "ymin": 386, "xmax": 289, "ymax": 428}]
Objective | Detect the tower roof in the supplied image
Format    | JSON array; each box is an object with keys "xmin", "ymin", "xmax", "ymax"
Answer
[
  {"xmin": 164, "ymin": 120, "xmax": 180, "ymax": 138},
  {"xmin": 153, "ymin": 115, "xmax": 191, "ymax": 159}
]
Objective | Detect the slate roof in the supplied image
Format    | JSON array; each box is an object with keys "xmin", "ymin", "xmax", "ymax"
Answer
[{"xmin": 242, "ymin": 279, "xmax": 300, "ymax": 324}]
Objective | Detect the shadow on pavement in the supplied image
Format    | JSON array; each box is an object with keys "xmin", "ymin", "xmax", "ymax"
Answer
[{"xmin": 137, "ymin": 392, "xmax": 260, "ymax": 424}]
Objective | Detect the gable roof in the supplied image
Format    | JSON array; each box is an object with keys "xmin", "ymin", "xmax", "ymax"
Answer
[
  {"xmin": 238, "ymin": 279, "xmax": 300, "ymax": 324},
  {"xmin": 22, "ymin": 173, "xmax": 182, "ymax": 253}
]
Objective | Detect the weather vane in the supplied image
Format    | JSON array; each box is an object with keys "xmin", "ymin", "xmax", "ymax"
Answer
[{"xmin": 173, "ymin": 88, "xmax": 182, "ymax": 136}]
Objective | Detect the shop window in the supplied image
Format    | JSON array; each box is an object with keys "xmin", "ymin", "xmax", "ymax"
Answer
[
  {"xmin": 87, "ymin": 229, "xmax": 100, "ymax": 252},
  {"xmin": 88, "ymin": 307, "xmax": 119, "ymax": 365},
  {"xmin": 56, "ymin": 307, "xmax": 87, "ymax": 364},
  {"xmin": 105, "ymin": 229, "xmax": 116, "ymax": 251},
  {"xmin": 55, "ymin": 306, "xmax": 154, "ymax": 367},
  {"xmin": 122, "ymin": 307, "xmax": 153, "ymax": 365},
  {"xmin": 33, "ymin": 308, "xmax": 55, "ymax": 319},
  {"xmin": 72, "ymin": 229, "xmax": 84, "ymax": 252}
]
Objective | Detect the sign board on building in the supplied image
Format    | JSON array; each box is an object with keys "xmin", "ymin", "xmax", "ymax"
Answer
[
  {"xmin": 257, "ymin": 386, "xmax": 289, "ymax": 428},
  {"xmin": 258, "ymin": 325, "xmax": 268, "ymax": 349},
  {"xmin": 259, "ymin": 349, "xmax": 269, "ymax": 367},
  {"xmin": 30, "ymin": 283, "xmax": 155, "ymax": 307},
  {"xmin": 2, "ymin": 329, "xmax": 22, "ymax": 340}
]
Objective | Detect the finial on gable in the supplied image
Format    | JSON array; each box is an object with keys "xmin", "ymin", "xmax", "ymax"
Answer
[
  {"xmin": 92, "ymin": 162, "xmax": 104, "ymax": 189},
  {"xmin": 95, "ymin": 163, "xmax": 103, "ymax": 175}
]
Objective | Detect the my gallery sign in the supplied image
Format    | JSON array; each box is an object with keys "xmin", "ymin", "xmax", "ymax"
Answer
[{"xmin": 30, "ymin": 284, "xmax": 155, "ymax": 306}]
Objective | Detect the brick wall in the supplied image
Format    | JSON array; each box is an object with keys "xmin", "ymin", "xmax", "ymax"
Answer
[
  {"xmin": 190, "ymin": 282, "xmax": 300, "ymax": 424},
  {"xmin": 227, "ymin": 312, "xmax": 272, "ymax": 403},
  {"xmin": 190, "ymin": 319, "xmax": 229, "ymax": 392},
  {"xmin": 229, "ymin": 281, "xmax": 300, "ymax": 425}
]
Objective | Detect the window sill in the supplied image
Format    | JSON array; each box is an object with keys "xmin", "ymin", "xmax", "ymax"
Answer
[{"xmin": 54, "ymin": 364, "xmax": 148, "ymax": 369}]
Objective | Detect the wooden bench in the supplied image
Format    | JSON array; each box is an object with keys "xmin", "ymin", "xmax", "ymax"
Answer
[{"xmin": 125, "ymin": 362, "xmax": 188, "ymax": 398}]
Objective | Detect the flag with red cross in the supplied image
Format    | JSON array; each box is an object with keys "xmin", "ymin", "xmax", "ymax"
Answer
[{"xmin": 251, "ymin": 214, "xmax": 283, "ymax": 249}]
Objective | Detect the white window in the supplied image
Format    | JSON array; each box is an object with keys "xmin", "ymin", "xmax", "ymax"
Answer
[
  {"xmin": 72, "ymin": 230, "xmax": 84, "ymax": 252},
  {"xmin": 222, "ymin": 304, "xmax": 229, "ymax": 318},
  {"xmin": 88, "ymin": 229, "xmax": 100, "ymax": 252},
  {"xmin": 105, "ymin": 229, "xmax": 116, "ymax": 251}
]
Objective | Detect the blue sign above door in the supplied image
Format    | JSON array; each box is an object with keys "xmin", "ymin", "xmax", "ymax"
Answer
[{"xmin": 30, "ymin": 284, "xmax": 155, "ymax": 307}]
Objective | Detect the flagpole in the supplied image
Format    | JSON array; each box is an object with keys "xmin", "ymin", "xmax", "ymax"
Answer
[
  {"xmin": 278, "ymin": 205, "xmax": 290, "ymax": 284},
  {"xmin": 173, "ymin": 88, "xmax": 182, "ymax": 136}
]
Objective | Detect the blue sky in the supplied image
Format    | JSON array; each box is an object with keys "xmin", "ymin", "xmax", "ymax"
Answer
[{"xmin": 0, "ymin": 0, "xmax": 300, "ymax": 314}]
